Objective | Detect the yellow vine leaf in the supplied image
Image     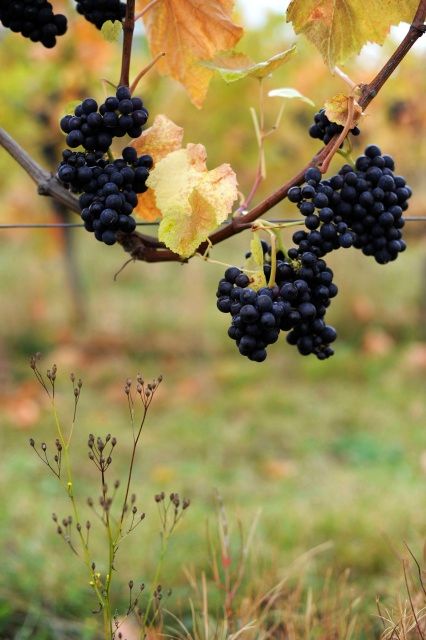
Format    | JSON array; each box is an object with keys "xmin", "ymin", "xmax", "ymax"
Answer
[
  {"xmin": 203, "ymin": 46, "xmax": 297, "ymax": 83},
  {"xmin": 244, "ymin": 236, "xmax": 267, "ymax": 290},
  {"xmin": 286, "ymin": 0, "xmax": 418, "ymax": 68},
  {"xmin": 324, "ymin": 93, "xmax": 363, "ymax": 127},
  {"xmin": 137, "ymin": 0, "xmax": 243, "ymax": 107},
  {"xmin": 131, "ymin": 115, "xmax": 184, "ymax": 221},
  {"xmin": 147, "ymin": 144, "xmax": 238, "ymax": 258}
]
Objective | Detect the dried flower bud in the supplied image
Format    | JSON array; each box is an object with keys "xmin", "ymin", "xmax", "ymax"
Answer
[
  {"xmin": 87, "ymin": 497, "xmax": 94, "ymax": 507},
  {"xmin": 136, "ymin": 373, "xmax": 143, "ymax": 384},
  {"xmin": 91, "ymin": 562, "xmax": 96, "ymax": 571},
  {"xmin": 183, "ymin": 498, "xmax": 190, "ymax": 510},
  {"xmin": 131, "ymin": 493, "xmax": 136, "ymax": 504},
  {"xmin": 132, "ymin": 506, "xmax": 137, "ymax": 514},
  {"xmin": 74, "ymin": 388, "xmax": 80, "ymax": 398},
  {"xmin": 114, "ymin": 480, "xmax": 120, "ymax": 489},
  {"xmin": 128, "ymin": 580, "xmax": 134, "ymax": 589},
  {"xmin": 105, "ymin": 434, "xmax": 111, "ymax": 442},
  {"xmin": 29, "ymin": 438, "xmax": 35, "ymax": 447},
  {"xmin": 76, "ymin": 522, "xmax": 81, "ymax": 532},
  {"xmin": 77, "ymin": 378, "xmax": 82, "ymax": 388},
  {"xmin": 86, "ymin": 520, "xmax": 91, "ymax": 530},
  {"xmin": 41, "ymin": 442, "xmax": 47, "ymax": 452},
  {"xmin": 57, "ymin": 526, "xmax": 62, "ymax": 535},
  {"xmin": 52, "ymin": 513, "xmax": 58, "ymax": 522},
  {"xmin": 70, "ymin": 373, "xmax": 75, "ymax": 383},
  {"xmin": 140, "ymin": 513, "xmax": 145, "ymax": 521},
  {"xmin": 111, "ymin": 437, "xmax": 117, "ymax": 447}
]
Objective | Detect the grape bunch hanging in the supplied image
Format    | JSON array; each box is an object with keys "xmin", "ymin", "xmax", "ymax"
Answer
[
  {"xmin": 216, "ymin": 145, "xmax": 410, "ymax": 362},
  {"xmin": 57, "ymin": 87, "xmax": 152, "ymax": 246},
  {"xmin": 0, "ymin": 0, "xmax": 126, "ymax": 48},
  {"xmin": 0, "ymin": 0, "xmax": 67, "ymax": 48},
  {"xmin": 74, "ymin": 0, "xmax": 126, "ymax": 29}
]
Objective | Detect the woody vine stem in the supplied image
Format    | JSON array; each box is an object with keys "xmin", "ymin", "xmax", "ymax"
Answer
[{"xmin": 0, "ymin": 0, "xmax": 425, "ymax": 263}]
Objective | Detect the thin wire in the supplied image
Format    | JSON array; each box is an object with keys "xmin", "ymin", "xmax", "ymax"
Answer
[
  {"xmin": 0, "ymin": 216, "xmax": 425, "ymax": 229},
  {"xmin": 0, "ymin": 222, "xmax": 159, "ymax": 228}
]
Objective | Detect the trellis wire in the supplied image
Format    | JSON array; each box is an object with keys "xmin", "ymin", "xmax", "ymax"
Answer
[{"xmin": 0, "ymin": 217, "xmax": 425, "ymax": 229}]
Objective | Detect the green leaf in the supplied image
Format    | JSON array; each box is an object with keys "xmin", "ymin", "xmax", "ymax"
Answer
[
  {"xmin": 101, "ymin": 20, "xmax": 123, "ymax": 43},
  {"xmin": 268, "ymin": 87, "xmax": 315, "ymax": 106},
  {"xmin": 202, "ymin": 46, "xmax": 297, "ymax": 83},
  {"xmin": 286, "ymin": 0, "xmax": 418, "ymax": 68}
]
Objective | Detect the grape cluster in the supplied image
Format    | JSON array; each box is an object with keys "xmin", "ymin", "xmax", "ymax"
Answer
[
  {"xmin": 309, "ymin": 108, "xmax": 360, "ymax": 145},
  {"xmin": 288, "ymin": 146, "xmax": 409, "ymax": 264},
  {"xmin": 74, "ymin": 0, "xmax": 126, "ymax": 29},
  {"xmin": 58, "ymin": 147, "xmax": 153, "ymax": 245},
  {"xmin": 0, "ymin": 0, "xmax": 67, "ymax": 48},
  {"xmin": 60, "ymin": 86, "xmax": 148, "ymax": 153},
  {"xmin": 216, "ymin": 250, "xmax": 338, "ymax": 362}
]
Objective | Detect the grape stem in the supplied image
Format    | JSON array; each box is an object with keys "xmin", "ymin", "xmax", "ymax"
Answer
[
  {"xmin": 0, "ymin": 0, "xmax": 425, "ymax": 263},
  {"xmin": 130, "ymin": 52, "xmax": 166, "ymax": 95},
  {"xmin": 119, "ymin": 0, "xmax": 135, "ymax": 87},
  {"xmin": 333, "ymin": 66, "xmax": 358, "ymax": 90},
  {"xmin": 134, "ymin": 0, "xmax": 162, "ymax": 22}
]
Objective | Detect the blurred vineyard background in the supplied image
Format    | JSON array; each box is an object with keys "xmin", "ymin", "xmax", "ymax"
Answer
[{"xmin": 1, "ymin": 1, "xmax": 426, "ymax": 638}]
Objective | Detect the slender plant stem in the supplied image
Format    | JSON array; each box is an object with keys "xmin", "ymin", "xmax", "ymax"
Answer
[
  {"xmin": 51, "ymin": 402, "xmax": 106, "ymax": 610},
  {"xmin": 101, "ymin": 465, "xmax": 114, "ymax": 639},
  {"xmin": 117, "ymin": 403, "xmax": 149, "ymax": 537}
]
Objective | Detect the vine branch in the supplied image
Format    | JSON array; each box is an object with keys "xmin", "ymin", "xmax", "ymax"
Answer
[
  {"xmin": 0, "ymin": 0, "xmax": 425, "ymax": 264},
  {"xmin": 119, "ymin": 0, "xmax": 135, "ymax": 87}
]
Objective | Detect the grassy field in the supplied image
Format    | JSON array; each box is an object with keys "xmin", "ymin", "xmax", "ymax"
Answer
[{"xmin": 0, "ymin": 228, "xmax": 425, "ymax": 638}]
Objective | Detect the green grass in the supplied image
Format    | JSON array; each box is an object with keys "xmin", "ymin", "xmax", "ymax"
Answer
[{"xmin": 0, "ymin": 231, "xmax": 425, "ymax": 637}]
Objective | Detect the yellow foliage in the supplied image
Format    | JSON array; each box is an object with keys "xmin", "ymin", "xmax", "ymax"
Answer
[
  {"xmin": 324, "ymin": 93, "xmax": 363, "ymax": 127},
  {"xmin": 137, "ymin": 0, "xmax": 243, "ymax": 107},
  {"xmin": 287, "ymin": 0, "xmax": 418, "ymax": 68},
  {"xmin": 147, "ymin": 144, "xmax": 238, "ymax": 258},
  {"xmin": 131, "ymin": 115, "xmax": 184, "ymax": 221}
]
